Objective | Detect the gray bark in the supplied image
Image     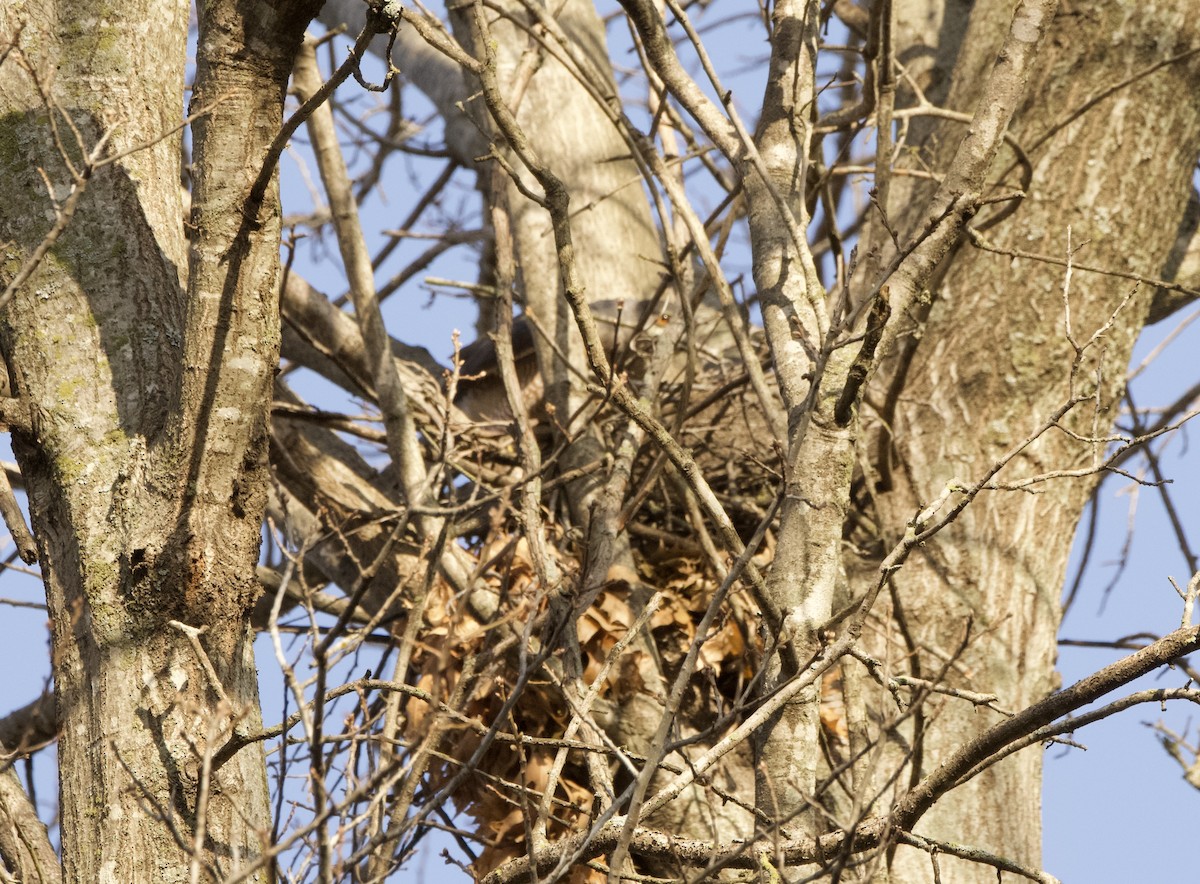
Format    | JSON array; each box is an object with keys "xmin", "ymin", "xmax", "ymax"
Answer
[
  {"xmin": 0, "ymin": 1, "xmax": 320, "ymax": 879},
  {"xmin": 850, "ymin": 2, "xmax": 1200, "ymax": 879}
]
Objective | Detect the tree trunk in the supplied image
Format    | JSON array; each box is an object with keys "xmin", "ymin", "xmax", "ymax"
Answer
[
  {"xmin": 0, "ymin": 2, "xmax": 318, "ymax": 879},
  {"xmin": 853, "ymin": 2, "xmax": 1200, "ymax": 879}
]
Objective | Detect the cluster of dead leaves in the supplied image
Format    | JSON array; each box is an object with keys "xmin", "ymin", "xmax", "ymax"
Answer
[
  {"xmin": 399, "ymin": 519, "xmax": 849, "ymax": 880},
  {"xmin": 398, "ymin": 527, "xmax": 768, "ymax": 878}
]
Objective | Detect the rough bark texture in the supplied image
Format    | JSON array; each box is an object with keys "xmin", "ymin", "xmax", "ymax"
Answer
[
  {"xmin": 0, "ymin": 765, "xmax": 58, "ymax": 884},
  {"xmin": 851, "ymin": 2, "xmax": 1200, "ymax": 879},
  {"xmin": 0, "ymin": 1, "xmax": 318, "ymax": 879}
]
